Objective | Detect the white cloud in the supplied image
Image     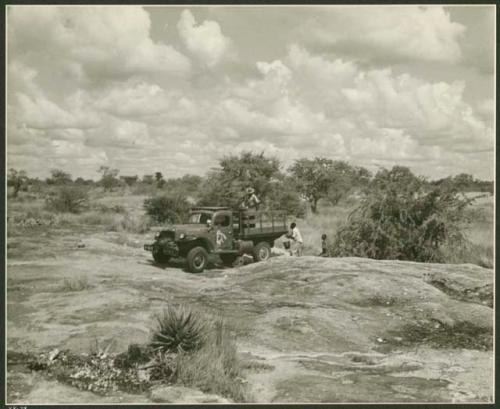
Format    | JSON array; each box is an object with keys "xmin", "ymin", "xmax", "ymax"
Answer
[
  {"xmin": 303, "ymin": 6, "xmax": 466, "ymax": 63},
  {"xmin": 6, "ymin": 6, "xmax": 493, "ymax": 181},
  {"xmin": 177, "ymin": 9, "xmax": 232, "ymax": 68},
  {"xmin": 8, "ymin": 6, "xmax": 191, "ymax": 79}
]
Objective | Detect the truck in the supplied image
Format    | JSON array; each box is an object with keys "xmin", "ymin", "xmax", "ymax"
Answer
[{"xmin": 144, "ymin": 207, "xmax": 289, "ymax": 273}]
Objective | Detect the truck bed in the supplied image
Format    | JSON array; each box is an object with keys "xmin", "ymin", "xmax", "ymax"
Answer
[{"xmin": 234, "ymin": 210, "xmax": 288, "ymax": 239}]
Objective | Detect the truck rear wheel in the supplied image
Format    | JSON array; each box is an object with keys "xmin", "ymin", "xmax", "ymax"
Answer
[
  {"xmin": 253, "ymin": 242, "xmax": 271, "ymax": 262},
  {"xmin": 187, "ymin": 246, "xmax": 208, "ymax": 273},
  {"xmin": 153, "ymin": 245, "xmax": 170, "ymax": 264}
]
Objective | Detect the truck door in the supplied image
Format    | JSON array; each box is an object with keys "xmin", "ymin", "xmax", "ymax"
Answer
[{"xmin": 212, "ymin": 211, "xmax": 234, "ymax": 251}]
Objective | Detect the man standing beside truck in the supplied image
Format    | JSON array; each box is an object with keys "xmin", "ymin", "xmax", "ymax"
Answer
[{"xmin": 289, "ymin": 222, "xmax": 303, "ymax": 256}]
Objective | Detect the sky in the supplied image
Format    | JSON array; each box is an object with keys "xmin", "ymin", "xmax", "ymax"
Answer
[{"xmin": 6, "ymin": 5, "xmax": 495, "ymax": 181}]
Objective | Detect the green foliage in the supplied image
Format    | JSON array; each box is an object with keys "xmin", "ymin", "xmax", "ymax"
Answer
[
  {"xmin": 265, "ymin": 178, "xmax": 306, "ymax": 218},
  {"xmin": 98, "ymin": 166, "xmax": 120, "ymax": 191},
  {"xmin": 289, "ymin": 158, "xmax": 367, "ymax": 213},
  {"xmin": 332, "ymin": 166, "xmax": 471, "ymax": 263},
  {"xmin": 46, "ymin": 169, "xmax": 72, "ymax": 185},
  {"xmin": 431, "ymin": 173, "xmax": 493, "ymax": 194},
  {"xmin": 143, "ymin": 194, "xmax": 189, "ymax": 224},
  {"xmin": 175, "ymin": 317, "xmax": 247, "ymax": 401},
  {"xmin": 150, "ymin": 305, "xmax": 206, "ymax": 353},
  {"xmin": 46, "ymin": 186, "xmax": 89, "ymax": 214},
  {"xmin": 154, "ymin": 172, "xmax": 165, "ymax": 188},
  {"xmin": 7, "ymin": 168, "xmax": 28, "ymax": 197},
  {"xmin": 120, "ymin": 175, "xmax": 139, "ymax": 187},
  {"xmin": 197, "ymin": 151, "xmax": 282, "ymax": 208}
]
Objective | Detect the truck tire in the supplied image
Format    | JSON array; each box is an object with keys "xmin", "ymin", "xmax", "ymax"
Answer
[
  {"xmin": 253, "ymin": 242, "xmax": 271, "ymax": 262},
  {"xmin": 187, "ymin": 246, "xmax": 208, "ymax": 273},
  {"xmin": 220, "ymin": 254, "xmax": 238, "ymax": 266},
  {"xmin": 153, "ymin": 245, "xmax": 170, "ymax": 264}
]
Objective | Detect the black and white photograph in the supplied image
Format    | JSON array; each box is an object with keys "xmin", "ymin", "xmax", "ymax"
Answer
[{"xmin": 5, "ymin": 3, "xmax": 495, "ymax": 404}]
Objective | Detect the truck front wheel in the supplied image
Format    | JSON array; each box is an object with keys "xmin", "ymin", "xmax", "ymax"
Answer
[
  {"xmin": 187, "ymin": 246, "xmax": 208, "ymax": 273},
  {"xmin": 153, "ymin": 245, "xmax": 170, "ymax": 264},
  {"xmin": 253, "ymin": 242, "xmax": 271, "ymax": 262}
]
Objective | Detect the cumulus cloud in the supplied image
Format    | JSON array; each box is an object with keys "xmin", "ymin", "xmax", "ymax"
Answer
[
  {"xmin": 303, "ymin": 6, "xmax": 466, "ymax": 64},
  {"xmin": 8, "ymin": 6, "xmax": 191, "ymax": 79},
  {"xmin": 177, "ymin": 9, "xmax": 232, "ymax": 68},
  {"xmin": 6, "ymin": 6, "xmax": 493, "ymax": 181}
]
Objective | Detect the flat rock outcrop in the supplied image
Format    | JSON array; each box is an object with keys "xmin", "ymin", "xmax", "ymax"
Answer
[{"xmin": 7, "ymin": 238, "xmax": 494, "ymax": 403}]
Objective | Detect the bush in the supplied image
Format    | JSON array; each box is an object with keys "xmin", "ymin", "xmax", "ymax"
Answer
[
  {"xmin": 150, "ymin": 305, "xmax": 206, "ymax": 353},
  {"xmin": 45, "ymin": 186, "xmax": 89, "ymax": 213},
  {"xmin": 331, "ymin": 167, "xmax": 471, "ymax": 263},
  {"xmin": 144, "ymin": 194, "xmax": 189, "ymax": 224},
  {"xmin": 174, "ymin": 317, "xmax": 247, "ymax": 401}
]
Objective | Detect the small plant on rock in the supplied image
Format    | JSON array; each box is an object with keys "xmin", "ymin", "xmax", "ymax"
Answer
[{"xmin": 150, "ymin": 305, "xmax": 206, "ymax": 353}]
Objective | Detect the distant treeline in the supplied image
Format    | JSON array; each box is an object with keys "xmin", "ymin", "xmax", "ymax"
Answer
[{"xmin": 8, "ymin": 153, "xmax": 493, "ymax": 217}]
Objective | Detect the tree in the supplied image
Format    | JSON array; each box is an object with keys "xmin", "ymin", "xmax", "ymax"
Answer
[
  {"xmin": 98, "ymin": 166, "xmax": 120, "ymax": 191},
  {"xmin": 332, "ymin": 166, "xmax": 470, "ymax": 263},
  {"xmin": 142, "ymin": 174, "xmax": 154, "ymax": 185},
  {"xmin": 46, "ymin": 186, "xmax": 89, "ymax": 213},
  {"xmin": 47, "ymin": 169, "xmax": 72, "ymax": 185},
  {"xmin": 197, "ymin": 151, "xmax": 283, "ymax": 208},
  {"xmin": 289, "ymin": 158, "xmax": 357, "ymax": 213},
  {"xmin": 144, "ymin": 194, "xmax": 190, "ymax": 224},
  {"xmin": 120, "ymin": 175, "xmax": 139, "ymax": 187},
  {"xmin": 155, "ymin": 172, "xmax": 165, "ymax": 188},
  {"xmin": 7, "ymin": 168, "xmax": 28, "ymax": 197}
]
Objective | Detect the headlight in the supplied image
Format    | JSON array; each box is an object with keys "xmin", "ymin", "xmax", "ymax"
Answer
[{"xmin": 179, "ymin": 233, "xmax": 186, "ymax": 239}]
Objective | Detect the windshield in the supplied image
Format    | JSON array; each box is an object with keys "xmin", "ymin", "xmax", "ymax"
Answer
[{"xmin": 188, "ymin": 212, "xmax": 212, "ymax": 224}]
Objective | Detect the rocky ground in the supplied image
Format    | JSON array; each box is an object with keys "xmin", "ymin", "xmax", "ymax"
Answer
[{"xmin": 6, "ymin": 228, "xmax": 494, "ymax": 403}]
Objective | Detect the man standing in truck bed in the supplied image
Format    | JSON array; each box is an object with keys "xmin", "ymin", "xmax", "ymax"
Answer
[{"xmin": 241, "ymin": 187, "xmax": 261, "ymax": 210}]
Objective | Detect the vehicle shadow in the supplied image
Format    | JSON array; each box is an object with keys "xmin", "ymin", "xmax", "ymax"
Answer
[{"xmin": 143, "ymin": 256, "xmax": 231, "ymax": 273}]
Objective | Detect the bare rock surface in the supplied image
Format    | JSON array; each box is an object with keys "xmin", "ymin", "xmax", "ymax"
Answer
[
  {"xmin": 6, "ymin": 231, "xmax": 494, "ymax": 403},
  {"xmin": 149, "ymin": 386, "xmax": 230, "ymax": 403}
]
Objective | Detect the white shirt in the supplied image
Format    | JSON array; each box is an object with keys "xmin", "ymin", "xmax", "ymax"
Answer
[{"xmin": 291, "ymin": 227, "xmax": 303, "ymax": 244}]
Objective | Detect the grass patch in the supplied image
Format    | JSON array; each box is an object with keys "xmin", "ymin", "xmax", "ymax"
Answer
[
  {"xmin": 389, "ymin": 320, "xmax": 492, "ymax": 351},
  {"xmin": 59, "ymin": 276, "xmax": 92, "ymax": 292},
  {"xmin": 174, "ymin": 316, "xmax": 248, "ymax": 401}
]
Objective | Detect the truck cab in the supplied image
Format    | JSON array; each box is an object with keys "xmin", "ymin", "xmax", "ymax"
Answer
[{"xmin": 144, "ymin": 207, "xmax": 288, "ymax": 273}]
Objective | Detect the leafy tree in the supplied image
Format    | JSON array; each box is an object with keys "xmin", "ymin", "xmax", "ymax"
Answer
[
  {"xmin": 142, "ymin": 174, "xmax": 154, "ymax": 185},
  {"xmin": 197, "ymin": 151, "xmax": 283, "ymax": 208},
  {"xmin": 332, "ymin": 166, "xmax": 471, "ymax": 263},
  {"xmin": 144, "ymin": 194, "xmax": 190, "ymax": 224},
  {"xmin": 47, "ymin": 169, "xmax": 72, "ymax": 185},
  {"xmin": 265, "ymin": 177, "xmax": 306, "ymax": 217},
  {"xmin": 289, "ymin": 158, "xmax": 358, "ymax": 213},
  {"xmin": 98, "ymin": 166, "xmax": 120, "ymax": 191},
  {"xmin": 120, "ymin": 175, "xmax": 139, "ymax": 187},
  {"xmin": 155, "ymin": 172, "xmax": 165, "ymax": 188},
  {"xmin": 7, "ymin": 168, "xmax": 28, "ymax": 197},
  {"xmin": 46, "ymin": 186, "xmax": 89, "ymax": 213}
]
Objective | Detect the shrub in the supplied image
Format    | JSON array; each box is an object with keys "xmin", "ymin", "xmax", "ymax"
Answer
[
  {"xmin": 174, "ymin": 317, "xmax": 247, "ymax": 401},
  {"xmin": 46, "ymin": 186, "xmax": 89, "ymax": 214},
  {"xmin": 60, "ymin": 276, "xmax": 91, "ymax": 291},
  {"xmin": 331, "ymin": 166, "xmax": 471, "ymax": 263},
  {"xmin": 144, "ymin": 194, "xmax": 189, "ymax": 224},
  {"xmin": 150, "ymin": 305, "xmax": 206, "ymax": 353}
]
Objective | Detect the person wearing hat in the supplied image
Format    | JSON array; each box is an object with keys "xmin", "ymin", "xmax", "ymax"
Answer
[{"xmin": 241, "ymin": 187, "xmax": 261, "ymax": 210}]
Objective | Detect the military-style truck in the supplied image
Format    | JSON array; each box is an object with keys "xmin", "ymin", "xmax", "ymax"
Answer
[{"xmin": 144, "ymin": 207, "xmax": 288, "ymax": 273}]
